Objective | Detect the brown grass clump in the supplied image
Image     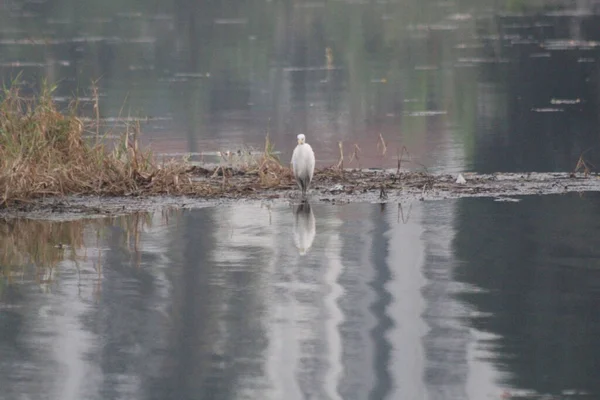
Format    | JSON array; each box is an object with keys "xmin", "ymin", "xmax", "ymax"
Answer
[
  {"xmin": 1, "ymin": 80, "xmax": 436, "ymax": 208},
  {"xmin": 256, "ymin": 135, "xmax": 293, "ymax": 187},
  {"xmin": 573, "ymin": 150, "xmax": 594, "ymax": 177},
  {"xmin": 0, "ymin": 80, "xmax": 232, "ymax": 207},
  {"xmin": 0, "ymin": 79, "xmax": 304, "ymax": 207}
]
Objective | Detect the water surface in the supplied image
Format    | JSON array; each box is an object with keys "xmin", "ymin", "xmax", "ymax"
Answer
[
  {"xmin": 2, "ymin": 2, "xmax": 600, "ymax": 398},
  {"xmin": 1, "ymin": 0, "xmax": 600, "ymax": 172},
  {"xmin": 1, "ymin": 194, "xmax": 600, "ymax": 400}
]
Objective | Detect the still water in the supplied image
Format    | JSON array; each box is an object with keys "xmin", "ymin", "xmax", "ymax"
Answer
[
  {"xmin": 1, "ymin": 0, "xmax": 600, "ymax": 171},
  {"xmin": 1, "ymin": 194, "xmax": 600, "ymax": 400},
  {"xmin": 2, "ymin": 0, "xmax": 600, "ymax": 399}
]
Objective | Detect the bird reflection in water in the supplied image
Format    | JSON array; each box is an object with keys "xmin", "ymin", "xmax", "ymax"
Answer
[{"xmin": 293, "ymin": 201, "xmax": 316, "ymax": 255}]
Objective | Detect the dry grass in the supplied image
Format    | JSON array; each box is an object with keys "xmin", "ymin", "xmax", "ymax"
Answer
[
  {"xmin": 573, "ymin": 150, "xmax": 594, "ymax": 177},
  {"xmin": 0, "ymin": 80, "xmax": 437, "ymax": 209},
  {"xmin": 257, "ymin": 135, "xmax": 293, "ymax": 186},
  {"xmin": 0, "ymin": 80, "xmax": 294, "ymax": 207},
  {"xmin": 0, "ymin": 80, "xmax": 196, "ymax": 206}
]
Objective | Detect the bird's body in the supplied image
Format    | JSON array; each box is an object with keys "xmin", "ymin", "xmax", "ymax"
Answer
[{"xmin": 291, "ymin": 134, "xmax": 315, "ymax": 198}]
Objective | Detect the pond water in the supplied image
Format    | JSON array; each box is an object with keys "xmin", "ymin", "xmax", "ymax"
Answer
[
  {"xmin": 2, "ymin": 0, "xmax": 600, "ymax": 399},
  {"xmin": 1, "ymin": 194, "xmax": 600, "ymax": 400},
  {"xmin": 1, "ymin": 0, "xmax": 600, "ymax": 172}
]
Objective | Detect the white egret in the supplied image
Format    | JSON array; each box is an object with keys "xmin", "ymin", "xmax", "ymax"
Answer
[
  {"xmin": 291, "ymin": 133, "xmax": 315, "ymax": 198},
  {"xmin": 293, "ymin": 202, "xmax": 316, "ymax": 255}
]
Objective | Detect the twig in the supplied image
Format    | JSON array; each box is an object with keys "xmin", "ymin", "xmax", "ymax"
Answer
[
  {"xmin": 348, "ymin": 144, "xmax": 362, "ymax": 168},
  {"xmin": 394, "ymin": 146, "xmax": 410, "ymax": 183},
  {"xmin": 573, "ymin": 148, "xmax": 595, "ymax": 177},
  {"xmin": 377, "ymin": 133, "xmax": 387, "ymax": 157},
  {"xmin": 335, "ymin": 141, "xmax": 344, "ymax": 174},
  {"xmin": 91, "ymin": 78, "xmax": 101, "ymax": 144}
]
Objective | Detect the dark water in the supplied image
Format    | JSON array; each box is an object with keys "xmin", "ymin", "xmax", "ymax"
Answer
[
  {"xmin": 2, "ymin": 0, "xmax": 600, "ymax": 171},
  {"xmin": 1, "ymin": 194, "xmax": 600, "ymax": 400},
  {"xmin": 2, "ymin": 1, "xmax": 600, "ymax": 399}
]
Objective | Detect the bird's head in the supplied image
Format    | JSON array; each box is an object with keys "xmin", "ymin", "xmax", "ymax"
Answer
[{"xmin": 297, "ymin": 134, "xmax": 306, "ymax": 145}]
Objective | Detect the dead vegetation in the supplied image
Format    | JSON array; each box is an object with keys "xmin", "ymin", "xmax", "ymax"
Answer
[
  {"xmin": 573, "ymin": 149, "xmax": 595, "ymax": 177},
  {"xmin": 0, "ymin": 79, "xmax": 298, "ymax": 208},
  {"xmin": 0, "ymin": 79, "xmax": 442, "ymax": 209},
  {"xmin": 2, "ymin": 79, "xmax": 594, "ymax": 212},
  {"xmin": 0, "ymin": 79, "xmax": 198, "ymax": 206}
]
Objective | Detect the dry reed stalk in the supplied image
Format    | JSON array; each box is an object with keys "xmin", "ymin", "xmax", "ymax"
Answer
[
  {"xmin": 335, "ymin": 141, "xmax": 344, "ymax": 173},
  {"xmin": 0, "ymin": 79, "xmax": 220, "ymax": 206},
  {"xmin": 91, "ymin": 78, "xmax": 100, "ymax": 143},
  {"xmin": 348, "ymin": 144, "xmax": 362, "ymax": 168},
  {"xmin": 395, "ymin": 146, "xmax": 410, "ymax": 179},
  {"xmin": 0, "ymin": 80, "xmax": 347, "ymax": 206},
  {"xmin": 377, "ymin": 133, "xmax": 387, "ymax": 157},
  {"xmin": 574, "ymin": 149, "xmax": 594, "ymax": 177}
]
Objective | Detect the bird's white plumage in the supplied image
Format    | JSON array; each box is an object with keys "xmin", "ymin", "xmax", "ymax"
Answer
[{"xmin": 291, "ymin": 134, "xmax": 315, "ymax": 198}]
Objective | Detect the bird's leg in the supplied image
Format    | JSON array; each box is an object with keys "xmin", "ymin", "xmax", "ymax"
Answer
[
  {"xmin": 301, "ymin": 181, "xmax": 306, "ymax": 199},
  {"xmin": 298, "ymin": 178, "xmax": 306, "ymax": 199}
]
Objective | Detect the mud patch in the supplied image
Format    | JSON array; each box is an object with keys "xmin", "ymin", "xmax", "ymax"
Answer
[{"xmin": 1, "ymin": 169, "xmax": 598, "ymax": 219}]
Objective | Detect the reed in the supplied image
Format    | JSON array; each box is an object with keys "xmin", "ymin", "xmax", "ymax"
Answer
[{"xmin": 0, "ymin": 79, "xmax": 231, "ymax": 206}]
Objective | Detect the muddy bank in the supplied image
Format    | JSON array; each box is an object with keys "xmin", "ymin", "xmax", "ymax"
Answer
[{"xmin": 1, "ymin": 169, "xmax": 599, "ymax": 219}]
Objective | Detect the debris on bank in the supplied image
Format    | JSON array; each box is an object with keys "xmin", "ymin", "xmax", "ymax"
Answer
[
  {"xmin": 1, "ymin": 81, "xmax": 599, "ymax": 218},
  {"xmin": 3, "ymin": 168, "xmax": 600, "ymax": 218}
]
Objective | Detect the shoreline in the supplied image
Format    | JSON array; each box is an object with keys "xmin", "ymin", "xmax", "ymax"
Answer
[{"xmin": 1, "ymin": 169, "xmax": 598, "ymax": 220}]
